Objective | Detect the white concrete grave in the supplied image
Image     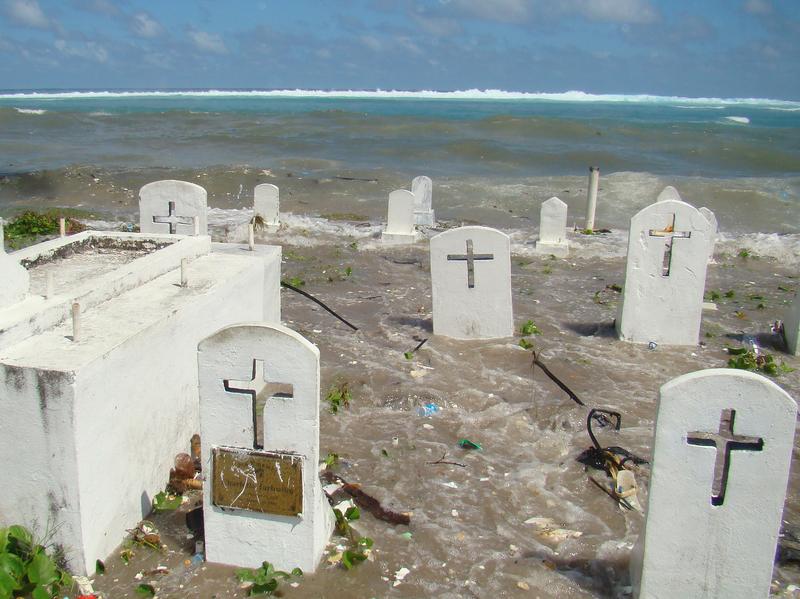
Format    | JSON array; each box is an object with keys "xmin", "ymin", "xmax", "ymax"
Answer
[
  {"xmin": 430, "ymin": 226, "xmax": 513, "ymax": 339},
  {"xmin": 699, "ymin": 206, "xmax": 718, "ymax": 263},
  {"xmin": 254, "ymin": 183, "xmax": 280, "ymax": 227},
  {"xmin": 198, "ymin": 323, "xmax": 333, "ymax": 572},
  {"xmin": 0, "ymin": 218, "xmax": 29, "ymax": 309},
  {"xmin": 381, "ymin": 189, "xmax": 418, "ymax": 244},
  {"xmin": 534, "ymin": 196, "xmax": 569, "ymax": 257},
  {"xmin": 656, "ymin": 185, "xmax": 683, "ymax": 203},
  {"xmin": 616, "ymin": 199, "xmax": 712, "ymax": 345},
  {"xmin": 411, "ymin": 175, "xmax": 435, "ymax": 226},
  {"xmin": 0, "ymin": 230, "xmax": 282, "ymax": 575},
  {"xmin": 782, "ymin": 292, "xmax": 800, "ymax": 355},
  {"xmin": 139, "ymin": 179, "xmax": 208, "ymax": 236},
  {"xmin": 632, "ymin": 369, "xmax": 797, "ymax": 599}
]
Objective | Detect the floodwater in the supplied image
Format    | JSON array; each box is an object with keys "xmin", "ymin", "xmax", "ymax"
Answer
[{"xmin": 64, "ymin": 172, "xmax": 800, "ymax": 598}]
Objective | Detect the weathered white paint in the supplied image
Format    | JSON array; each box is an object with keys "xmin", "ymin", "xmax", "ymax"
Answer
[
  {"xmin": 534, "ymin": 196, "xmax": 569, "ymax": 257},
  {"xmin": 585, "ymin": 166, "xmax": 599, "ymax": 231},
  {"xmin": 139, "ymin": 180, "xmax": 208, "ymax": 235},
  {"xmin": 254, "ymin": 183, "xmax": 280, "ymax": 226},
  {"xmin": 198, "ymin": 323, "xmax": 333, "ymax": 572},
  {"xmin": 632, "ymin": 369, "xmax": 797, "ymax": 599},
  {"xmin": 699, "ymin": 206, "xmax": 718, "ymax": 263},
  {"xmin": 412, "ymin": 175, "xmax": 435, "ymax": 226},
  {"xmin": 656, "ymin": 185, "xmax": 683, "ymax": 203},
  {"xmin": 0, "ymin": 234, "xmax": 282, "ymax": 575},
  {"xmin": 0, "ymin": 219, "xmax": 30, "ymax": 309},
  {"xmin": 430, "ymin": 226, "xmax": 513, "ymax": 339},
  {"xmin": 782, "ymin": 292, "xmax": 800, "ymax": 355},
  {"xmin": 382, "ymin": 189, "xmax": 418, "ymax": 244},
  {"xmin": 616, "ymin": 199, "xmax": 712, "ymax": 345}
]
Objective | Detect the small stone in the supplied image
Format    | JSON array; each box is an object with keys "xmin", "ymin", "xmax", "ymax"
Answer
[{"xmin": 517, "ymin": 581, "xmax": 530, "ymax": 590}]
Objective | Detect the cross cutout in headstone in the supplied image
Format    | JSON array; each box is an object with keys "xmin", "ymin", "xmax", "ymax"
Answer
[
  {"xmin": 687, "ymin": 408, "xmax": 764, "ymax": 506},
  {"xmin": 447, "ymin": 239, "xmax": 494, "ymax": 288},
  {"xmin": 152, "ymin": 201, "xmax": 194, "ymax": 234},
  {"xmin": 223, "ymin": 359, "xmax": 294, "ymax": 450},
  {"xmin": 648, "ymin": 215, "xmax": 691, "ymax": 277}
]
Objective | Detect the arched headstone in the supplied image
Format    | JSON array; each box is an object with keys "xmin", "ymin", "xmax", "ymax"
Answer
[
  {"xmin": 139, "ymin": 180, "xmax": 208, "ymax": 235},
  {"xmin": 616, "ymin": 199, "xmax": 712, "ymax": 345},
  {"xmin": 534, "ymin": 196, "xmax": 569, "ymax": 256},
  {"xmin": 381, "ymin": 189, "xmax": 417, "ymax": 244},
  {"xmin": 656, "ymin": 185, "xmax": 683, "ymax": 203},
  {"xmin": 412, "ymin": 175, "xmax": 435, "ymax": 226},
  {"xmin": 197, "ymin": 323, "xmax": 332, "ymax": 572},
  {"xmin": 633, "ymin": 369, "xmax": 797, "ymax": 598},
  {"xmin": 430, "ymin": 226, "xmax": 513, "ymax": 339},
  {"xmin": 699, "ymin": 206, "xmax": 718, "ymax": 263},
  {"xmin": 254, "ymin": 183, "xmax": 280, "ymax": 227}
]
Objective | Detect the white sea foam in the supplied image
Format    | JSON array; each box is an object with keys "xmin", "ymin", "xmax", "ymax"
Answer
[
  {"xmin": 717, "ymin": 232, "xmax": 800, "ymax": 265},
  {"xmin": 13, "ymin": 107, "xmax": 46, "ymax": 114},
  {"xmin": 1, "ymin": 89, "xmax": 799, "ymax": 109},
  {"xmin": 724, "ymin": 116, "xmax": 750, "ymax": 124}
]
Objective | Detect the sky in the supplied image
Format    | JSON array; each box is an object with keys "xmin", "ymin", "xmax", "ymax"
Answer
[{"xmin": 0, "ymin": 0, "xmax": 798, "ymax": 99}]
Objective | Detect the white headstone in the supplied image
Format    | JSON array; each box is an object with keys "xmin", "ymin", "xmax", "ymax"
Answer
[
  {"xmin": 411, "ymin": 175, "xmax": 435, "ymax": 226},
  {"xmin": 656, "ymin": 185, "xmax": 683, "ymax": 203},
  {"xmin": 632, "ymin": 369, "xmax": 797, "ymax": 599},
  {"xmin": 430, "ymin": 226, "xmax": 513, "ymax": 339},
  {"xmin": 381, "ymin": 189, "xmax": 417, "ymax": 244},
  {"xmin": 699, "ymin": 206, "xmax": 718, "ymax": 263},
  {"xmin": 782, "ymin": 292, "xmax": 800, "ymax": 355},
  {"xmin": 534, "ymin": 196, "xmax": 569, "ymax": 257},
  {"xmin": 139, "ymin": 180, "xmax": 208, "ymax": 235},
  {"xmin": 197, "ymin": 323, "xmax": 333, "ymax": 572},
  {"xmin": 254, "ymin": 183, "xmax": 280, "ymax": 227},
  {"xmin": 616, "ymin": 199, "xmax": 712, "ymax": 345},
  {"xmin": 0, "ymin": 219, "xmax": 30, "ymax": 309}
]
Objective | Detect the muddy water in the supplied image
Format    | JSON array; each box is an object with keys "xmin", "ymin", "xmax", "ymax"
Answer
[{"xmin": 86, "ymin": 210, "xmax": 800, "ymax": 598}]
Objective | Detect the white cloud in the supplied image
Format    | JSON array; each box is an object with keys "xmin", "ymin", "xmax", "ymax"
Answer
[
  {"xmin": 743, "ymin": 0, "xmax": 773, "ymax": 15},
  {"xmin": 575, "ymin": 0, "xmax": 658, "ymax": 24},
  {"xmin": 440, "ymin": 0, "xmax": 658, "ymax": 25},
  {"xmin": 5, "ymin": 0, "xmax": 50, "ymax": 29},
  {"xmin": 447, "ymin": 0, "xmax": 530, "ymax": 23},
  {"xmin": 130, "ymin": 12, "xmax": 163, "ymax": 38},
  {"xmin": 360, "ymin": 35, "xmax": 382, "ymax": 51},
  {"xmin": 54, "ymin": 39, "xmax": 109, "ymax": 63},
  {"xmin": 188, "ymin": 30, "xmax": 227, "ymax": 54}
]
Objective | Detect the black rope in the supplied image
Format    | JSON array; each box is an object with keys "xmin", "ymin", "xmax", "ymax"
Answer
[{"xmin": 280, "ymin": 281, "xmax": 359, "ymax": 331}]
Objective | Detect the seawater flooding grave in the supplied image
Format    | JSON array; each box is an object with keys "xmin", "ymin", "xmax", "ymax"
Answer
[
  {"xmin": 411, "ymin": 175, "xmax": 435, "ymax": 226},
  {"xmin": 0, "ymin": 229, "xmax": 282, "ymax": 575},
  {"xmin": 616, "ymin": 198, "xmax": 712, "ymax": 346},
  {"xmin": 198, "ymin": 323, "xmax": 332, "ymax": 572},
  {"xmin": 430, "ymin": 226, "xmax": 513, "ymax": 339},
  {"xmin": 632, "ymin": 369, "xmax": 797, "ymax": 599},
  {"xmin": 382, "ymin": 189, "xmax": 418, "ymax": 245},
  {"xmin": 534, "ymin": 196, "xmax": 569, "ymax": 257}
]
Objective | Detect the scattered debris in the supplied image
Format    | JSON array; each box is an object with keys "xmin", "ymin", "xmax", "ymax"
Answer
[
  {"xmin": 393, "ymin": 566, "xmax": 411, "ymax": 586},
  {"xmin": 281, "ymin": 280, "xmax": 359, "ymax": 331},
  {"xmin": 458, "ymin": 439, "xmax": 482, "ymax": 450},
  {"xmin": 321, "ymin": 471, "xmax": 411, "ymax": 525},
  {"xmin": 426, "ymin": 451, "xmax": 466, "ymax": 468}
]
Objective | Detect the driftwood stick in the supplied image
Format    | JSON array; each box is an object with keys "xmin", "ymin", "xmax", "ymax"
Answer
[
  {"xmin": 281, "ymin": 280, "xmax": 359, "ymax": 331},
  {"xmin": 425, "ymin": 451, "xmax": 466, "ymax": 468}
]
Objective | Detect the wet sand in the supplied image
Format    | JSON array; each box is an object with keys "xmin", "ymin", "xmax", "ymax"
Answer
[{"xmin": 78, "ymin": 210, "xmax": 800, "ymax": 598}]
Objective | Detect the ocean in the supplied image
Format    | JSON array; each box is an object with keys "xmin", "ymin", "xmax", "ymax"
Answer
[{"xmin": 1, "ymin": 90, "xmax": 799, "ymax": 597}]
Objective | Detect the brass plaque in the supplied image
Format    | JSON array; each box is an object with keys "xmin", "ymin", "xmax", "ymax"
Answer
[{"xmin": 212, "ymin": 447, "xmax": 303, "ymax": 517}]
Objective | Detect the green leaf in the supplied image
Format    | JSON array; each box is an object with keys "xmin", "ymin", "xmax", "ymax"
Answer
[
  {"xmin": 518, "ymin": 338, "xmax": 534, "ymax": 350},
  {"xmin": 0, "ymin": 529, "xmax": 8, "ymax": 554},
  {"xmin": 96, "ymin": 559, "xmax": 106, "ymax": 575},
  {"xmin": 0, "ymin": 569, "xmax": 21, "ymax": 596},
  {"xmin": 7, "ymin": 525, "xmax": 32, "ymax": 548},
  {"xmin": 345, "ymin": 507, "xmax": 360, "ymax": 521},
  {"xmin": 291, "ymin": 567, "xmax": 303, "ymax": 577},
  {"xmin": 27, "ymin": 552, "xmax": 58, "ymax": 586},
  {"xmin": 358, "ymin": 537, "xmax": 374, "ymax": 549},
  {"xmin": 341, "ymin": 550, "xmax": 353, "ymax": 570},
  {"xmin": 31, "ymin": 585, "xmax": 51, "ymax": 599},
  {"xmin": 403, "ymin": 351, "xmax": 414, "ymax": 360},
  {"xmin": 250, "ymin": 579, "xmax": 278, "ymax": 595},
  {"xmin": 237, "ymin": 568, "xmax": 258, "ymax": 583},
  {"xmin": 136, "ymin": 583, "xmax": 156, "ymax": 596},
  {"xmin": 152, "ymin": 491, "xmax": 182, "ymax": 512}
]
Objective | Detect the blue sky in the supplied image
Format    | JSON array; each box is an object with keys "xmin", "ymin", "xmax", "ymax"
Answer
[{"xmin": 0, "ymin": 0, "xmax": 798, "ymax": 99}]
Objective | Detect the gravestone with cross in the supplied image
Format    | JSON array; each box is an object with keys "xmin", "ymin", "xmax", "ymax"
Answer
[
  {"xmin": 254, "ymin": 183, "xmax": 280, "ymax": 227},
  {"xmin": 411, "ymin": 175, "xmax": 435, "ymax": 226},
  {"xmin": 656, "ymin": 185, "xmax": 683, "ymax": 203},
  {"xmin": 0, "ymin": 218, "xmax": 30, "ymax": 309},
  {"xmin": 782, "ymin": 292, "xmax": 800, "ymax": 355},
  {"xmin": 197, "ymin": 323, "xmax": 333, "ymax": 571},
  {"xmin": 534, "ymin": 196, "xmax": 569, "ymax": 257},
  {"xmin": 139, "ymin": 180, "xmax": 208, "ymax": 236},
  {"xmin": 616, "ymin": 199, "xmax": 712, "ymax": 345},
  {"xmin": 632, "ymin": 369, "xmax": 797, "ymax": 598},
  {"xmin": 381, "ymin": 189, "xmax": 418, "ymax": 244},
  {"xmin": 430, "ymin": 226, "xmax": 513, "ymax": 339}
]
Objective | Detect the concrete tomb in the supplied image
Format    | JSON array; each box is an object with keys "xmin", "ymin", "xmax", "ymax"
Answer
[
  {"xmin": 616, "ymin": 198, "xmax": 712, "ymax": 346},
  {"xmin": 655, "ymin": 185, "xmax": 683, "ymax": 203},
  {"xmin": 0, "ymin": 219, "xmax": 30, "ymax": 309},
  {"xmin": 534, "ymin": 196, "xmax": 569, "ymax": 257},
  {"xmin": 381, "ymin": 189, "xmax": 418, "ymax": 244},
  {"xmin": 139, "ymin": 179, "xmax": 208, "ymax": 236},
  {"xmin": 782, "ymin": 292, "xmax": 800, "ymax": 355},
  {"xmin": 198, "ymin": 323, "xmax": 333, "ymax": 572},
  {"xmin": 430, "ymin": 226, "xmax": 513, "ymax": 339},
  {"xmin": 411, "ymin": 175, "xmax": 435, "ymax": 226},
  {"xmin": 632, "ymin": 369, "xmax": 797, "ymax": 598},
  {"xmin": 699, "ymin": 206, "xmax": 718, "ymax": 263},
  {"xmin": 254, "ymin": 183, "xmax": 280, "ymax": 227},
  {"xmin": 0, "ymin": 229, "xmax": 281, "ymax": 574}
]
